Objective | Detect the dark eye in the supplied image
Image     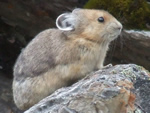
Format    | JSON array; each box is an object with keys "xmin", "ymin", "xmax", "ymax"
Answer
[{"xmin": 98, "ymin": 17, "xmax": 104, "ymax": 23}]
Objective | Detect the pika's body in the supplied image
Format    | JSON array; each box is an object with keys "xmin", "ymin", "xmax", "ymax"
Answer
[{"xmin": 13, "ymin": 9, "xmax": 122, "ymax": 110}]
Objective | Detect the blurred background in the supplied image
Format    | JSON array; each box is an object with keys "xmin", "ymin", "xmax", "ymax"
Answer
[{"xmin": 0, "ymin": 0, "xmax": 149, "ymax": 112}]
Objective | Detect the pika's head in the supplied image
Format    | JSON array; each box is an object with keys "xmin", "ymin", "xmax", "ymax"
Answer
[{"xmin": 56, "ymin": 9, "xmax": 122, "ymax": 42}]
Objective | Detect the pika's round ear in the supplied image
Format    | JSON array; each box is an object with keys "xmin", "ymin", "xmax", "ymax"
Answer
[{"xmin": 56, "ymin": 13, "xmax": 75, "ymax": 31}]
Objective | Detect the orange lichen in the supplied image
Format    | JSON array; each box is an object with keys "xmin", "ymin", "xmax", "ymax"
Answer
[
  {"xmin": 117, "ymin": 80, "xmax": 134, "ymax": 89},
  {"xmin": 128, "ymin": 92, "xmax": 135, "ymax": 110}
]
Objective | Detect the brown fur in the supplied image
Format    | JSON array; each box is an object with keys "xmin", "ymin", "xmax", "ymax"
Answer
[{"xmin": 13, "ymin": 9, "xmax": 122, "ymax": 110}]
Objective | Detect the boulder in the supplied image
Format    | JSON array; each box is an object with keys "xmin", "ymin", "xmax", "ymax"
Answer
[{"xmin": 25, "ymin": 64, "xmax": 150, "ymax": 113}]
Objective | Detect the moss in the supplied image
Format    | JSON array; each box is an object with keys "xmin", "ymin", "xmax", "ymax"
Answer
[{"xmin": 84, "ymin": 0, "xmax": 150, "ymax": 30}]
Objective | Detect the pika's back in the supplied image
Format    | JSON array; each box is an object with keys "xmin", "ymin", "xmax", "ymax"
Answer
[{"xmin": 13, "ymin": 29, "xmax": 65, "ymax": 79}]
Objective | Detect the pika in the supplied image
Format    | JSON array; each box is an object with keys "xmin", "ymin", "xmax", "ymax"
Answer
[{"xmin": 13, "ymin": 9, "xmax": 122, "ymax": 110}]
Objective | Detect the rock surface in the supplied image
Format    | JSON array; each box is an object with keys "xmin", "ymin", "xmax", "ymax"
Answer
[
  {"xmin": 0, "ymin": 72, "xmax": 23, "ymax": 113},
  {"xmin": 25, "ymin": 64, "xmax": 150, "ymax": 113},
  {"xmin": 106, "ymin": 30, "xmax": 150, "ymax": 71}
]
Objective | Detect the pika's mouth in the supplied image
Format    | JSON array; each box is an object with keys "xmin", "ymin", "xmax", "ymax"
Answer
[
  {"xmin": 107, "ymin": 28, "xmax": 122, "ymax": 37},
  {"xmin": 105, "ymin": 22, "xmax": 122, "ymax": 40}
]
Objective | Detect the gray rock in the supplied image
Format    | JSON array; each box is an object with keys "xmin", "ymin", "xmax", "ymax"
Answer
[
  {"xmin": 25, "ymin": 64, "xmax": 150, "ymax": 113},
  {"xmin": 0, "ymin": 72, "xmax": 23, "ymax": 113}
]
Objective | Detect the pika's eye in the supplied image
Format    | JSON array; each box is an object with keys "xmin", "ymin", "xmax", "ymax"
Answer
[{"xmin": 98, "ymin": 17, "xmax": 104, "ymax": 23}]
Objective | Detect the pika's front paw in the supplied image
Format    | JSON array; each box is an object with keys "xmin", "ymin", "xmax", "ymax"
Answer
[{"xmin": 102, "ymin": 64, "xmax": 113, "ymax": 69}]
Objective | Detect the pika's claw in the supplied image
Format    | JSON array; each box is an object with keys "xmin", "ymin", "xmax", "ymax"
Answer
[{"xmin": 103, "ymin": 64, "xmax": 113, "ymax": 69}]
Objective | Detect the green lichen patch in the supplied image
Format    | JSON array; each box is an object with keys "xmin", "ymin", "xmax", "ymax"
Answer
[{"xmin": 84, "ymin": 0, "xmax": 150, "ymax": 30}]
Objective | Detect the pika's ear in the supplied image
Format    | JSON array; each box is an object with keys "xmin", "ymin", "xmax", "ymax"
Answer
[{"xmin": 56, "ymin": 13, "xmax": 75, "ymax": 31}]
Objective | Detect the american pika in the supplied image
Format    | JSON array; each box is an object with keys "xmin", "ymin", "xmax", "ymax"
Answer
[{"xmin": 13, "ymin": 9, "xmax": 122, "ymax": 110}]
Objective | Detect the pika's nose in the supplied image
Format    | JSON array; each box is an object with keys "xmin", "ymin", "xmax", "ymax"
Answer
[
  {"xmin": 117, "ymin": 27, "xmax": 122, "ymax": 33},
  {"xmin": 117, "ymin": 22, "xmax": 123, "ymax": 31},
  {"xmin": 118, "ymin": 26, "xmax": 122, "ymax": 30}
]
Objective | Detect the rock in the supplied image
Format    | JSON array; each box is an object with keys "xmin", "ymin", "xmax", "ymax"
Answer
[
  {"xmin": 0, "ymin": 72, "xmax": 23, "ymax": 113},
  {"xmin": 106, "ymin": 30, "xmax": 150, "ymax": 71},
  {"xmin": 125, "ymin": 30, "xmax": 150, "ymax": 37},
  {"xmin": 24, "ymin": 64, "xmax": 150, "ymax": 113},
  {"xmin": 0, "ymin": 0, "xmax": 82, "ymax": 37}
]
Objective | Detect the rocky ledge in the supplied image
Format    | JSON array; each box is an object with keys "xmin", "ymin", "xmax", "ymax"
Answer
[{"xmin": 25, "ymin": 64, "xmax": 150, "ymax": 113}]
